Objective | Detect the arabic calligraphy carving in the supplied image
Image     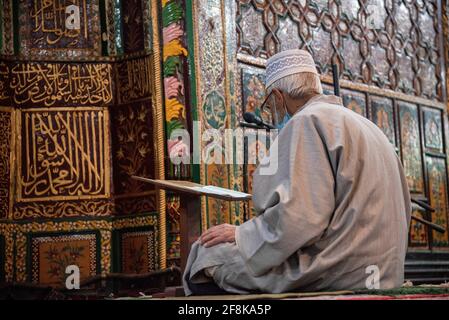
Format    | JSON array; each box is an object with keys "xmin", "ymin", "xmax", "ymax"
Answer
[
  {"xmin": 17, "ymin": 108, "xmax": 110, "ymax": 202},
  {"xmin": 20, "ymin": 0, "xmax": 101, "ymax": 58},
  {"xmin": 117, "ymin": 56, "xmax": 153, "ymax": 104},
  {"xmin": 10, "ymin": 62, "xmax": 113, "ymax": 107}
]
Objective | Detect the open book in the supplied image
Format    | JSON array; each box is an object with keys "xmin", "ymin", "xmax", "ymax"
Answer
[
  {"xmin": 131, "ymin": 176, "xmax": 252, "ymax": 201},
  {"xmin": 190, "ymin": 185, "xmax": 251, "ymax": 199}
]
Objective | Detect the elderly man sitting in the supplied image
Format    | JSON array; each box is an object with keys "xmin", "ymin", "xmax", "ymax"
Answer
[{"xmin": 183, "ymin": 49, "xmax": 411, "ymax": 295}]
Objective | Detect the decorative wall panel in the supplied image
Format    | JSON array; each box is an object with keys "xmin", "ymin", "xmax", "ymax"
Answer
[
  {"xmin": 371, "ymin": 96, "xmax": 395, "ymax": 145},
  {"xmin": 116, "ymin": 56, "xmax": 153, "ymax": 105},
  {"xmin": 399, "ymin": 102, "xmax": 424, "ymax": 193},
  {"xmin": 0, "ymin": 0, "xmax": 168, "ymax": 282},
  {"xmin": 16, "ymin": 108, "xmax": 111, "ymax": 202},
  {"xmin": 122, "ymin": 0, "xmax": 146, "ymax": 54},
  {"xmin": 18, "ymin": 0, "xmax": 102, "ymax": 59},
  {"xmin": 119, "ymin": 230, "xmax": 156, "ymax": 273},
  {"xmin": 31, "ymin": 233, "xmax": 98, "ymax": 287},
  {"xmin": 113, "ymin": 215, "xmax": 158, "ymax": 273},
  {"xmin": 409, "ymin": 208, "xmax": 430, "ymax": 249},
  {"xmin": 241, "ymin": 67, "xmax": 267, "ymax": 119},
  {"xmin": 1, "ymin": 0, "xmax": 15, "ymax": 55},
  {"xmin": 192, "ymin": 0, "xmax": 235, "ymax": 228},
  {"xmin": 423, "ymin": 107, "xmax": 444, "ymax": 153},
  {"xmin": 110, "ymin": 101, "xmax": 157, "ymax": 215},
  {"xmin": 9, "ymin": 62, "xmax": 113, "ymax": 108},
  {"xmin": 0, "ymin": 223, "xmax": 13, "ymax": 282},
  {"xmin": 0, "ymin": 107, "xmax": 12, "ymax": 220},
  {"xmin": 342, "ymin": 90, "xmax": 366, "ymax": 117},
  {"xmin": 427, "ymin": 156, "xmax": 449, "ymax": 247},
  {"xmin": 0, "ymin": 62, "xmax": 10, "ymax": 105},
  {"xmin": 14, "ymin": 220, "xmax": 111, "ymax": 283}
]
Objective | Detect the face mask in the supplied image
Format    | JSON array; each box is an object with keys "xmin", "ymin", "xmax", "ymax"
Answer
[{"xmin": 275, "ymin": 112, "xmax": 291, "ymax": 130}]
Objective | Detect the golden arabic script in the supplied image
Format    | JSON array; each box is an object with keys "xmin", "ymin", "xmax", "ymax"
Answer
[
  {"xmin": 10, "ymin": 62, "xmax": 113, "ymax": 106},
  {"xmin": 31, "ymin": 0, "xmax": 87, "ymax": 47},
  {"xmin": 20, "ymin": 109, "xmax": 109, "ymax": 200},
  {"xmin": 117, "ymin": 56, "xmax": 152, "ymax": 104}
]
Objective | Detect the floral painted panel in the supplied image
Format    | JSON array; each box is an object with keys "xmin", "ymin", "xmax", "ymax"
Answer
[
  {"xmin": 371, "ymin": 96, "xmax": 395, "ymax": 145},
  {"xmin": 121, "ymin": 0, "xmax": 146, "ymax": 53},
  {"xmin": 426, "ymin": 157, "xmax": 449, "ymax": 248},
  {"xmin": 121, "ymin": 230, "xmax": 155, "ymax": 274},
  {"xmin": 32, "ymin": 233, "xmax": 97, "ymax": 287},
  {"xmin": 423, "ymin": 107, "xmax": 443, "ymax": 153},
  {"xmin": 241, "ymin": 67, "xmax": 270, "ymax": 123},
  {"xmin": 399, "ymin": 102, "xmax": 423, "ymax": 193}
]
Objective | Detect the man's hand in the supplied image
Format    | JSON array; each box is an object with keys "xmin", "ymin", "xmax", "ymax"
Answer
[{"xmin": 200, "ymin": 224, "xmax": 236, "ymax": 248}]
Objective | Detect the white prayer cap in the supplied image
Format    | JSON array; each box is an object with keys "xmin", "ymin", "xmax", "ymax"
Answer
[{"xmin": 265, "ymin": 49, "xmax": 319, "ymax": 88}]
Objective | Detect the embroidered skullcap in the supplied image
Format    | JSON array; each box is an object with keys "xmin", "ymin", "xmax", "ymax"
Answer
[{"xmin": 265, "ymin": 49, "xmax": 319, "ymax": 88}]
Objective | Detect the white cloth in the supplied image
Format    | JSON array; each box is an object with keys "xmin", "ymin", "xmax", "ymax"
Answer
[{"xmin": 183, "ymin": 94, "xmax": 411, "ymax": 295}]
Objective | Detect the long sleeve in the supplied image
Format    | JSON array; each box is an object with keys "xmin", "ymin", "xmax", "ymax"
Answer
[{"xmin": 235, "ymin": 112, "xmax": 336, "ymax": 277}]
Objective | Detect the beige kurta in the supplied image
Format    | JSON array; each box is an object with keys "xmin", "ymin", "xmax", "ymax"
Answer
[{"xmin": 183, "ymin": 94, "xmax": 411, "ymax": 295}]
